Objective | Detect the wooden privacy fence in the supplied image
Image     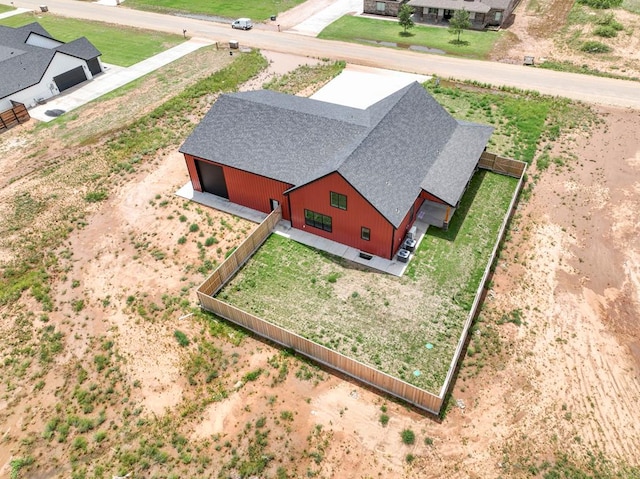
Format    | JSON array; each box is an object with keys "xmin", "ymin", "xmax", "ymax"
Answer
[
  {"xmin": 438, "ymin": 161, "xmax": 528, "ymax": 400},
  {"xmin": 197, "ymin": 293, "xmax": 444, "ymax": 413},
  {"xmin": 479, "ymin": 151, "xmax": 527, "ymax": 178},
  {"xmin": 196, "ymin": 160, "xmax": 527, "ymax": 414},
  {"xmin": 0, "ymin": 102, "xmax": 30, "ymax": 133},
  {"xmin": 198, "ymin": 207, "xmax": 282, "ymax": 297}
]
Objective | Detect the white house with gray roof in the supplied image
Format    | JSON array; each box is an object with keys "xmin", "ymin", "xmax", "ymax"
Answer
[{"xmin": 0, "ymin": 22, "xmax": 103, "ymax": 111}]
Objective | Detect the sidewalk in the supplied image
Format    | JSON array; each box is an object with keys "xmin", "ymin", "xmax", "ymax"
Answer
[
  {"xmin": 29, "ymin": 37, "xmax": 213, "ymax": 122},
  {"xmin": 0, "ymin": 7, "xmax": 31, "ymax": 19}
]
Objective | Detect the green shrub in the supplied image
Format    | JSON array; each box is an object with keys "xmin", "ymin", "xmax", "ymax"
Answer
[
  {"xmin": 424, "ymin": 436, "xmax": 434, "ymax": 446},
  {"xmin": 379, "ymin": 414, "xmax": 390, "ymax": 426},
  {"xmin": 580, "ymin": 41, "xmax": 612, "ymax": 53},
  {"xmin": 72, "ymin": 299, "xmax": 85, "ymax": 312},
  {"xmin": 73, "ymin": 436, "xmax": 88, "ymax": 451},
  {"xmin": 596, "ymin": 12, "xmax": 623, "ymax": 28},
  {"xmin": 189, "ymin": 223, "xmax": 199, "ymax": 233},
  {"xmin": 594, "ymin": 25, "xmax": 618, "ymax": 37},
  {"xmin": 177, "ymin": 236, "xmax": 186, "ymax": 245},
  {"xmin": 401, "ymin": 428, "xmax": 415, "ymax": 445},
  {"xmin": 174, "ymin": 330, "xmax": 189, "ymax": 347},
  {"xmin": 406, "ymin": 453, "xmax": 415, "ymax": 463},
  {"xmin": 243, "ymin": 368, "xmax": 263, "ymax": 382},
  {"xmin": 578, "ymin": 0, "xmax": 622, "ymax": 8},
  {"xmin": 204, "ymin": 236, "xmax": 218, "ymax": 246},
  {"xmin": 85, "ymin": 191, "xmax": 107, "ymax": 203},
  {"xmin": 94, "ymin": 431, "xmax": 107, "ymax": 443}
]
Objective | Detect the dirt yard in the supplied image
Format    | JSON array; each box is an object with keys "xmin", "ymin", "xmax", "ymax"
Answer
[
  {"xmin": 493, "ymin": 0, "xmax": 640, "ymax": 79},
  {"xmin": 1, "ymin": 37, "xmax": 639, "ymax": 479}
]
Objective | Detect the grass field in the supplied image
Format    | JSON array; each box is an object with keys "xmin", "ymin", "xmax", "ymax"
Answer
[
  {"xmin": 0, "ymin": 4, "xmax": 14, "ymax": 13},
  {"xmin": 219, "ymin": 170, "xmax": 518, "ymax": 393},
  {"xmin": 318, "ymin": 16, "xmax": 502, "ymax": 60},
  {"xmin": 0, "ymin": 13, "xmax": 184, "ymax": 66},
  {"xmin": 125, "ymin": 0, "xmax": 307, "ymax": 21}
]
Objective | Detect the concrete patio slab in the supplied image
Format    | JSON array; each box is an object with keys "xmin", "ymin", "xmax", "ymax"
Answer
[{"xmin": 176, "ymin": 182, "xmax": 428, "ymax": 277}]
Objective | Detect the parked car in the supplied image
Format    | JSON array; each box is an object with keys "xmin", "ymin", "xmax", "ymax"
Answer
[{"xmin": 231, "ymin": 18, "xmax": 253, "ymax": 30}]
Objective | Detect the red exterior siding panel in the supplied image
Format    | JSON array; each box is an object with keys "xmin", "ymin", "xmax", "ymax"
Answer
[
  {"xmin": 420, "ymin": 190, "xmax": 447, "ymax": 205},
  {"xmin": 391, "ymin": 196, "xmax": 424, "ymax": 257},
  {"xmin": 184, "ymin": 154, "xmax": 202, "ymax": 192},
  {"xmin": 185, "ymin": 155, "xmax": 293, "ymax": 220},
  {"xmin": 288, "ymin": 173, "xmax": 395, "ymax": 258},
  {"xmin": 223, "ymin": 165, "xmax": 293, "ymax": 220}
]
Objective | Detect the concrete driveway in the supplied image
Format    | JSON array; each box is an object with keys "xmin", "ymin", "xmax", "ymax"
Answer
[
  {"xmin": 287, "ymin": 0, "xmax": 362, "ymax": 36},
  {"xmin": 28, "ymin": 38, "xmax": 213, "ymax": 122},
  {"xmin": 4, "ymin": 0, "xmax": 640, "ymax": 109}
]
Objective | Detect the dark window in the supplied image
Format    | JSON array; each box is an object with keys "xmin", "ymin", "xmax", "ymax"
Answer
[
  {"xmin": 305, "ymin": 209, "xmax": 332, "ymax": 232},
  {"xmin": 361, "ymin": 227, "xmax": 370, "ymax": 241},
  {"xmin": 330, "ymin": 192, "xmax": 347, "ymax": 210}
]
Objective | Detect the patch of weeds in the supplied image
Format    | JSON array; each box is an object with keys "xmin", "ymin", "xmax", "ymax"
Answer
[
  {"xmin": 379, "ymin": 414, "xmax": 390, "ymax": 426},
  {"xmin": 498, "ymin": 309, "xmax": 523, "ymax": 326},
  {"xmin": 243, "ymin": 368, "xmax": 263, "ymax": 382},
  {"xmin": 71, "ymin": 299, "xmax": 85, "ymax": 312},
  {"xmin": 84, "ymin": 191, "xmax": 108, "ymax": 203},
  {"xmin": 9, "ymin": 456, "xmax": 34, "ymax": 479},
  {"xmin": 580, "ymin": 41, "xmax": 612, "ymax": 53},
  {"xmin": 174, "ymin": 330, "xmax": 190, "ymax": 347},
  {"xmin": 326, "ymin": 272, "xmax": 339, "ymax": 283},
  {"xmin": 401, "ymin": 429, "xmax": 416, "ymax": 445},
  {"xmin": 280, "ymin": 410, "xmax": 294, "ymax": 421},
  {"xmin": 406, "ymin": 453, "xmax": 415, "ymax": 463}
]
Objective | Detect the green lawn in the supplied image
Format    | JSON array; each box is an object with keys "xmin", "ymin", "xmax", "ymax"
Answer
[
  {"xmin": 0, "ymin": 4, "xmax": 14, "ymax": 14},
  {"xmin": 125, "ymin": 0, "xmax": 307, "ymax": 21},
  {"xmin": 319, "ymin": 16, "xmax": 502, "ymax": 60},
  {"xmin": 0, "ymin": 13, "xmax": 184, "ymax": 66},
  {"xmin": 219, "ymin": 170, "xmax": 518, "ymax": 394}
]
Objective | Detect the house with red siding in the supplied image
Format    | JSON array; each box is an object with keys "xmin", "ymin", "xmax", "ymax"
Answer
[{"xmin": 179, "ymin": 82, "xmax": 493, "ymax": 260}]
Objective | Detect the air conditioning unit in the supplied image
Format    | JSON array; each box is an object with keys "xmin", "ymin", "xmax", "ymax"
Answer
[
  {"xmin": 403, "ymin": 238, "xmax": 417, "ymax": 252},
  {"xmin": 397, "ymin": 249, "xmax": 410, "ymax": 263},
  {"xmin": 406, "ymin": 226, "xmax": 417, "ymax": 241}
]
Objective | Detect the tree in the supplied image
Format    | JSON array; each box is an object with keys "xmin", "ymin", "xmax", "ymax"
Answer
[
  {"xmin": 398, "ymin": 4, "xmax": 415, "ymax": 34},
  {"xmin": 448, "ymin": 9, "xmax": 471, "ymax": 43}
]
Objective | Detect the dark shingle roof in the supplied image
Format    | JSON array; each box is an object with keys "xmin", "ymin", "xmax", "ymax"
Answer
[
  {"xmin": 0, "ymin": 23, "xmax": 101, "ymax": 100},
  {"xmin": 56, "ymin": 37, "xmax": 101, "ymax": 60},
  {"xmin": 180, "ymin": 83, "xmax": 493, "ymax": 228}
]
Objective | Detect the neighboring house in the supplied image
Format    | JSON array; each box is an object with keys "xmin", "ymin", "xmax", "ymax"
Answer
[
  {"xmin": 364, "ymin": 0, "xmax": 517, "ymax": 29},
  {"xmin": 180, "ymin": 82, "xmax": 493, "ymax": 260},
  {"xmin": 0, "ymin": 22, "xmax": 103, "ymax": 111}
]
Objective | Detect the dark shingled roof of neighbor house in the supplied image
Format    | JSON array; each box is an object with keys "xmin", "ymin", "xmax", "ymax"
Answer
[
  {"xmin": 179, "ymin": 82, "xmax": 494, "ymax": 228},
  {"xmin": 0, "ymin": 23, "xmax": 101, "ymax": 100}
]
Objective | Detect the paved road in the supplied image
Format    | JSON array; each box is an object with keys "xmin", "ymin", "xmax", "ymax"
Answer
[{"xmin": 5, "ymin": 0, "xmax": 640, "ymax": 109}]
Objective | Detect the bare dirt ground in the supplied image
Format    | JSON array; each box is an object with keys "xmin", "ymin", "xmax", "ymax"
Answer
[
  {"xmin": 1, "ymin": 28, "xmax": 640, "ymax": 479},
  {"xmin": 493, "ymin": 0, "xmax": 640, "ymax": 78}
]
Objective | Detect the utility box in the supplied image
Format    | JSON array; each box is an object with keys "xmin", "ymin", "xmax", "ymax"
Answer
[
  {"xmin": 406, "ymin": 226, "xmax": 417, "ymax": 241},
  {"xmin": 229, "ymin": 40, "xmax": 239, "ymax": 49},
  {"xmin": 40, "ymin": 5, "xmax": 48, "ymax": 12}
]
